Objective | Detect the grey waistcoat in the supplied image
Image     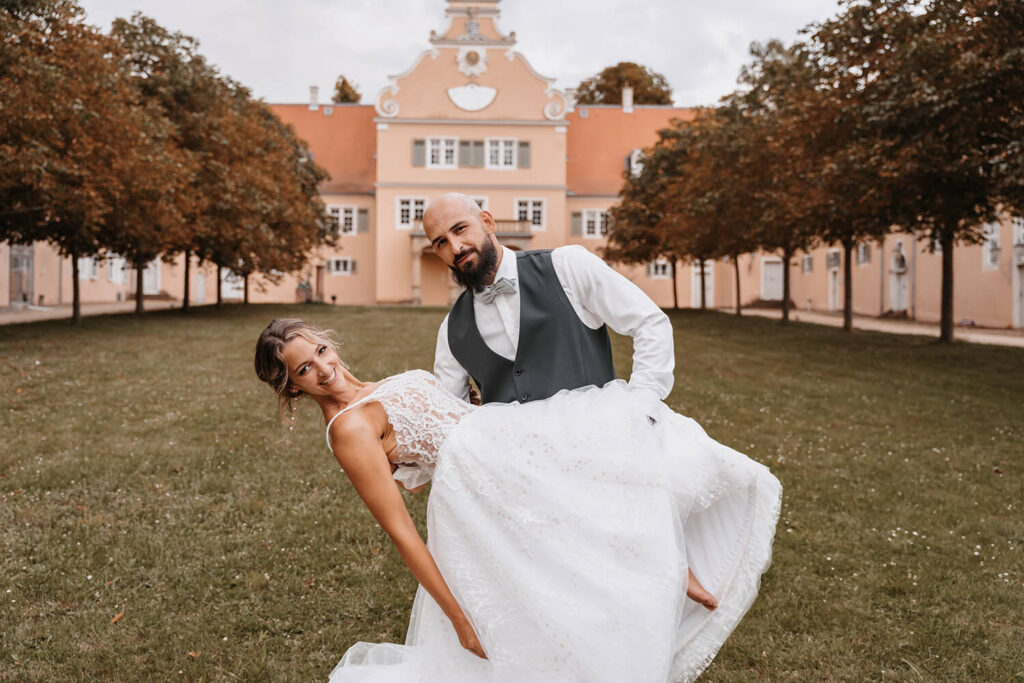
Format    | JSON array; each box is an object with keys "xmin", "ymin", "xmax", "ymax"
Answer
[{"xmin": 447, "ymin": 249, "xmax": 616, "ymax": 404}]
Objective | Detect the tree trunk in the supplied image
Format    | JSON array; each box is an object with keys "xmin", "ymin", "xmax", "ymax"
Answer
[
  {"xmin": 216, "ymin": 264, "xmax": 223, "ymax": 308},
  {"xmin": 939, "ymin": 231, "xmax": 954, "ymax": 343},
  {"xmin": 243, "ymin": 273, "xmax": 250, "ymax": 304},
  {"xmin": 70, "ymin": 249, "xmax": 81, "ymax": 326},
  {"xmin": 780, "ymin": 248, "xmax": 792, "ymax": 323},
  {"xmin": 134, "ymin": 257, "xmax": 145, "ymax": 315},
  {"xmin": 843, "ymin": 239, "xmax": 854, "ymax": 332},
  {"xmin": 182, "ymin": 250, "xmax": 191, "ymax": 313},
  {"xmin": 670, "ymin": 259, "xmax": 679, "ymax": 310},
  {"xmin": 698, "ymin": 257, "xmax": 707, "ymax": 311},
  {"xmin": 732, "ymin": 252, "xmax": 742, "ymax": 316}
]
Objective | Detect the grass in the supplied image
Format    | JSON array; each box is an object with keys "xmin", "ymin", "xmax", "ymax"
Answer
[{"xmin": 1, "ymin": 304, "xmax": 1022, "ymax": 681}]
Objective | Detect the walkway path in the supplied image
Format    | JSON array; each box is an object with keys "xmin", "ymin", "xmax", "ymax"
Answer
[
  {"xmin": 733, "ymin": 307, "xmax": 1024, "ymax": 348},
  {"xmin": 0, "ymin": 300, "xmax": 183, "ymax": 325}
]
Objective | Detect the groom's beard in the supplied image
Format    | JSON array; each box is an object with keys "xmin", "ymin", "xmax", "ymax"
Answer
[{"xmin": 449, "ymin": 239, "xmax": 499, "ymax": 292}]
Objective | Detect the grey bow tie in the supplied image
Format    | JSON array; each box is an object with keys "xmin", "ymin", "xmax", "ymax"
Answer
[{"xmin": 475, "ymin": 277, "xmax": 517, "ymax": 304}]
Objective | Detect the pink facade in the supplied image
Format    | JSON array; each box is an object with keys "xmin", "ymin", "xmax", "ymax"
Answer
[{"xmin": 4, "ymin": 0, "xmax": 1022, "ymax": 329}]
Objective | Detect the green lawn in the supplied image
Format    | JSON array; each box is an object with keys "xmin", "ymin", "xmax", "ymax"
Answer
[{"xmin": 1, "ymin": 304, "xmax": 1022, "ymax": 681}]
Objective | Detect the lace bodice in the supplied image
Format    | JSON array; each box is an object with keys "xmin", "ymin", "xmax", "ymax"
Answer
[{"xmin": 325, "ymin": 370, "xmax": 475, "ymax": 487}]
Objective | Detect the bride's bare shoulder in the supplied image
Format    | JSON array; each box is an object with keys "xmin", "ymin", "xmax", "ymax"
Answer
[{"xmin": 328, "ymin": 401, "xmax": 387, "ymax": 450}]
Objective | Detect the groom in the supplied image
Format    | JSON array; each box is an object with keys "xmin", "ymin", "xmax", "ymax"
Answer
[{"xmin": 423, "ymin": 193, "xmax": 674, "ymax": 405}]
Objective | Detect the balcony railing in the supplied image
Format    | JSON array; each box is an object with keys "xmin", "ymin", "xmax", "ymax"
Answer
[{"xmin": 412, "ymin": 219, "xmax": 532, "ymax": 236}]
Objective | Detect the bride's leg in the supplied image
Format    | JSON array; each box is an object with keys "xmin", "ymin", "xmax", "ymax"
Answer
[{"xmin": 686, "ymin": 568, "xmax": 718, "ymax": 610}]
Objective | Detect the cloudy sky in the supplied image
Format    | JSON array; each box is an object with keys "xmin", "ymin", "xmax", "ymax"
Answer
[{"xmin": 77, "ymin": 0, "xmax": 842, "ymax": 107}]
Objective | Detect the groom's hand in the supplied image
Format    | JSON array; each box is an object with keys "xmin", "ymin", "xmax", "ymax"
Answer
[{"xmin": 469, "ymin": 386, "xmax": 481, "ymax": 406}]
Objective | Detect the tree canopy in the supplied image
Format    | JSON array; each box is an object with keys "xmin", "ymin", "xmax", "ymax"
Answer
[
  {"xmin": 332, "ymin": 75, "xmax": 361, "ymax": 104},
  {"xmin": 575, "ymin": 62, "xmax": 673, "ymax": 105}
]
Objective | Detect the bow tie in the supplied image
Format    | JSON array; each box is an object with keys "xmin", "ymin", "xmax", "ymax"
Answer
[{"xmin": 475, "ymin": 277, "xmax": 517, "ymax": 304}]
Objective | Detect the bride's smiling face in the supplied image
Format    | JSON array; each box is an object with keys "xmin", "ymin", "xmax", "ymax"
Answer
[{"xmin": 281, "ymin": 336, "xmax": 347, "ymax": 398}]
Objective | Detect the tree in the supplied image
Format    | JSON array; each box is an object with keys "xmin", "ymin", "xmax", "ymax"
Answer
[
  {"xmin": 606, "ymin": 128, "xmax": 691, "ymax": 309},
  {"xmin": 0, "ymin": 0, "xmax": 182, "ymax": 323},
  {"xmin": 332, "ymin": 75, "xmax": 361, "ymax": 104},
  {"xmin": 575, "ymin": 61, "xmax": 673, "ymax": 105}
]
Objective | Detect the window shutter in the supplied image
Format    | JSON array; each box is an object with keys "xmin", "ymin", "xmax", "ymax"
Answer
[
  {"xmin": 571, "ymin": 211, "xmax": 582, "ymax": 236},
  {"xmin": 357, "ymin": 208, "xmax": 369, "ymax": 233},
  {"xmin": 471, "ymin": 140, "xmax": 485, "ymax": 167},
  {"xmin": 412, "ymin": 139, "xmax": 426, "ymax": 167},
  {"xmin": 517, "ymin": 141, "xmax": 531, "ymax": 168},
  {"xmin": 459, "ymin": 140, "xmax": 472, "ymax": 167},
  {"xmin": 350, "ymin": 259, "xmax": 357, "ymax": 274},
  {"xmin": 646, "ymin": 263, "xmax": 654, "ymax": 277}
]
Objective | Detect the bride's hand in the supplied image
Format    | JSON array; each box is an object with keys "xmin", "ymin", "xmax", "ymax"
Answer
[{"xmin": 451, "ymin": 614, "xmax": 487, "ymax": 659}]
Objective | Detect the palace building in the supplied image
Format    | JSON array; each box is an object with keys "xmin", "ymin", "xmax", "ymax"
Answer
[{"xmin": 3, "ymin": 0, "xmax": 1023, "ymax": 329}]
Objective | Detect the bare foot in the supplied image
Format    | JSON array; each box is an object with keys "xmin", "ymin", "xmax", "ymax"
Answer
[{"xmin": 686, "ymin": 569, "xmax": 718, "ymax": 610}]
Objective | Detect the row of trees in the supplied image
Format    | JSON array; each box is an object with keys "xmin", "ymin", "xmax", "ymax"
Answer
[
  {"xmin": 606, "ymin": 0, "xmax": 1023, "ymax": 342},
  {"xmin": 0, "ymin": 0, "xmax": 333, "ymax": 323}
]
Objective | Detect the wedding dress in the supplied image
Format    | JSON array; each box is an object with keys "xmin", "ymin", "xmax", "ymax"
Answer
[{"xmin": 326, "ymin": 369, "xmax": 781, "ymax": 683}]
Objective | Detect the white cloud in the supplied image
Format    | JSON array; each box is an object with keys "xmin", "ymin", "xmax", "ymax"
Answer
[{"xmin": 77, "ymin": 0, "xmax": 842, "ymax": 106}]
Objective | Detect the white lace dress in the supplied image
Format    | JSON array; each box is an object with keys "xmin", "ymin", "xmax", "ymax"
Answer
[{"xmin": 327, "ymin": 370, "xmax": 782, "ymax": 683}]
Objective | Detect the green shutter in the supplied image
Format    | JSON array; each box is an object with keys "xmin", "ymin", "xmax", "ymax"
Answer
[
  {"xmin": 571, "ymin": 211, "xmax": 582, "ymax": 236},
  {"xmin": 458, "ymin": 140, "xmax": 472, "ymax": 167},
  {"xmin": 517, "ymin": 140, "xmax": 531, "ymax": 168},
  {"xmin": 412, "ymin": 139, "xmax": 426, "ymax": 167},
  {"xmin": 357, "ymin": 208, "xmax": 369, "ymax": 233},
  {"xmin": 472, "ymin": 140, "xmax": 485, "ymax": 167}
]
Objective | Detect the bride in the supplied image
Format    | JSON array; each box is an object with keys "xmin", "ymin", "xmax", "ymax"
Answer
[{"xmin": 254, "ymin": 318, "xmax": 781, "ymax": 682}]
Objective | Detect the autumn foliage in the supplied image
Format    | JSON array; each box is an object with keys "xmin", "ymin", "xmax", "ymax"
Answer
[
  {"xmin": 607, "ymin": 0, "xmax": 1023, "ymax": 341},
  {"xmin": 0, "ymin": 0, "xmax": 331, "ymax": 322}
]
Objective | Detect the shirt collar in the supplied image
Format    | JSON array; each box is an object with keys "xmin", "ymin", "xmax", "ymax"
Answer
[{"xmin": 493, "ymin": 246, "xmax": 518, "ymax": 283}]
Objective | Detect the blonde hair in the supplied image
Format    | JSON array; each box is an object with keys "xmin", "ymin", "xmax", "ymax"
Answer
[{"xmin": 253, "ymin": 318, "xmax": 341, "ymax": 420}]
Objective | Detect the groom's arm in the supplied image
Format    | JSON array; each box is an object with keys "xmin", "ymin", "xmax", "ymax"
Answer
[
  {"xmin": 433, "ymin": 315, "xmax": 473, "ymax": 402},
  {"xmin": 553, "ymin": 245, "xmax": 675, "ymax": 399}
]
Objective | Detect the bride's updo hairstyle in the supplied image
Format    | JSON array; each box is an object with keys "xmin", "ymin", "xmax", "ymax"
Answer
[{"xmin": 254, "ymin": 318, "xmax": 340, "ymax": 418}]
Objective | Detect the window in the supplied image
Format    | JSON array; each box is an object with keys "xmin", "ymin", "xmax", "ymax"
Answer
[
  {"xmin": 327, "ymin": 205, "xmax": 356, "ymax": 235},
  {"xmin": 583, "ymin": 209, "xmax": 610, "ymax": 238},
  {"xmin": 857, "ymin": 243, "xmax": 871, "ymax": 266},
  {"xmin": 107, "ymin": 255, "xmax": 128, "ymax": 284},
  {"xmin": 486, "ymin": 138, "xmax": 517, "ymax": 169},
  {"xmin": 802, "ymin": 254, "xmax": 813, "ymax": 273},
  {"xmin": 473, "ymin": 197, "xmax": 489, "ymax": 211},
  {"xmin": 982, "ymin": 222, "xmax": 1000, "ymax": 270},
  {"xmin": 78, "ymin": 256, "xmax": 99, "ymax": 280},
  {"xmin": 629, "ymin": 148, "xmax": 644, "ymax": 177},
  {"xmin": 326, "ymin": 258, "xmax": 356, "ymax": 275},
  {"xmin": 1013, "ymin": 216, "xmax": 1024, "ymax": 245},
  {"xmin": 427, "ymin": 137, "xmax": 457, "ymax": 168},
  {"xmin": 515, "ymin": 199, "xmax": 545, "ymax": 231},
  {"xmin": 647, "ymin": 260, "xmax": 670, "ymax": 279},
  {"xmin": 397, "ymin": 197, "xmax": 427, "ymax": 229}
]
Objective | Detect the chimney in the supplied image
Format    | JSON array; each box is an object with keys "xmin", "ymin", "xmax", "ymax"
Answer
[
  {"xmin": 622, "ymin": 84, "xmax": 634, "ymax": 113},
  {"xmin": 309, "ymin": 85, "xmax": 319, "ymax": 111}
]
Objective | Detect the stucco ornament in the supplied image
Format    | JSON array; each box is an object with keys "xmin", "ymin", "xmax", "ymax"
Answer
[
  {"xmin": 446, "ymin": 83, "xmax": 498, "ymax": 112},
  {"xmin": 457, "ymin": 46, "xmax": 487, "ymax": 77}
]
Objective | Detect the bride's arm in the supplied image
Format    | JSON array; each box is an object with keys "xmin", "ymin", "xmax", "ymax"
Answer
[{"xmin": 329, "ymin": 417, "xmax": 486, "ymax": 659}]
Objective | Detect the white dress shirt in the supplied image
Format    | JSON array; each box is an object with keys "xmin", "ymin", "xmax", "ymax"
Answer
[{"xmin": 434, "ymin": 245, "xmax": 674, "ymax": 402}]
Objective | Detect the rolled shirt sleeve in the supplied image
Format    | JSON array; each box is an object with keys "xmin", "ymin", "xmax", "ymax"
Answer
[{"xmin": 433, "ymin": 314, "xmax": 473, "ymax": 402}]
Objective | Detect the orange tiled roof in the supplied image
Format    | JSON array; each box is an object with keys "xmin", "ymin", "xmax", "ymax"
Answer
[
  {"xmin": 566, "ymin": 106, "xmax": 696, "ymax": 197},
  {"xmin": 269, "ymin": 103, "xmax": 377, "ymax": 195}
]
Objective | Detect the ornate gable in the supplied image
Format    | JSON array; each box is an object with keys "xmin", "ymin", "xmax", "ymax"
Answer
[{"xmin": 375, "ymin": 1, "xmax": 568, "ymax": 122}]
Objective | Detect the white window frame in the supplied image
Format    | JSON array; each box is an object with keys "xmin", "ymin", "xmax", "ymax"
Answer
[
  {"xmin": 802, "ymin": 254, "xmax": 813, "ymax": 274},
  {"xmin": 426, "ymin": 137, "xmax": 458, "ymax": 169},
  {"xmin": 327, "ymin": 204, "xmax": 357, "ymax": 236},
  {"xmin": 981, "ymin": 221, "xmax": 1000, "ymax": 270},
  {"xmin": 857, "ymin": 242, "xmax": 871, "ymax": 266},
  {"xmin": 827, "ymin": 249, "xmax": 841, "ymax": 270},
  {"xmin": 582, "ymin": 209, "xmax": 610, "ymax": 239},
  {"xmin": 326, "ymin": 257, "xmax": 355, "ymax": 276},
  {"xmin": 514, "ymin": 198, "xmax": 546, "ymax": 231},
  {"xmin": 648, "ymin": 259, "xmax": 670, "ymax": 280},
  {"xmin": 485, "ymin": 138, "xmax": 517, "ymax": 170},
  {"xmin": 629, "ymin": 148, "xmax": 644, "ymax": 177},
  {"xmin": 472, "ymin": 197, "xmax": 489, "ymax": 211},
  {"xmin": 78, "ymin": 256, "xmax": 99, "ymax": 280},
  {"xmin": 1013, "ymin": 217, "xmax": 1024, "ymax": 245},
  {"xmin": 107, "ymin": 255, "xmax": 128, "ymax": 284},
  {"xmin": 396, "ymin": 196, "xmax": 428, "ymax": 230}
]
